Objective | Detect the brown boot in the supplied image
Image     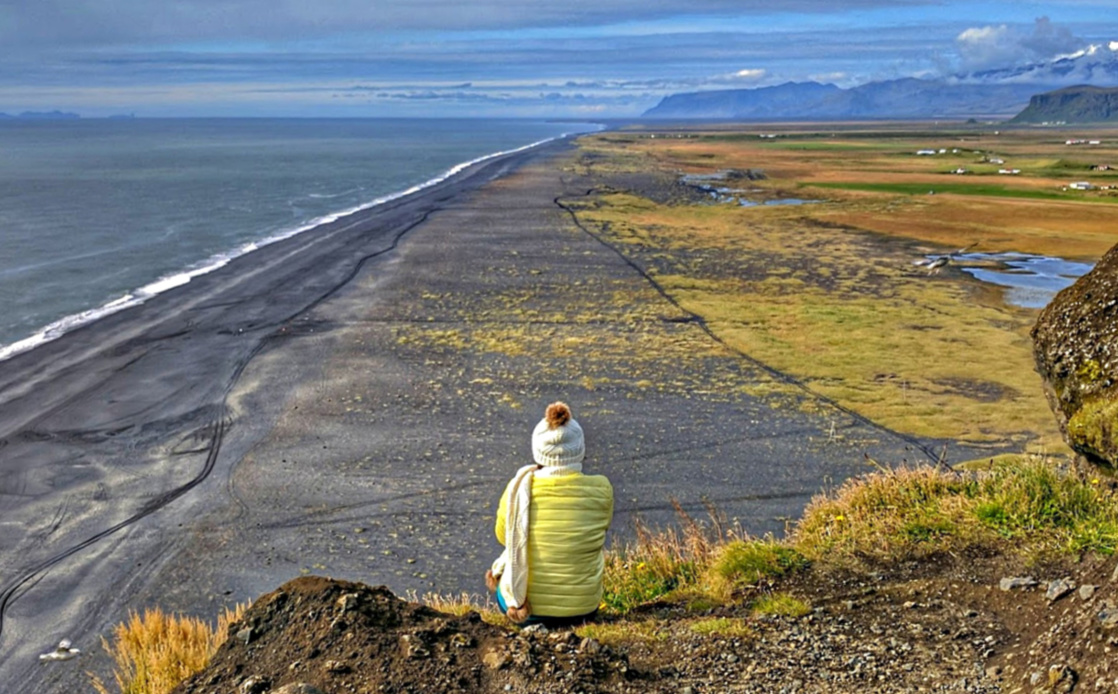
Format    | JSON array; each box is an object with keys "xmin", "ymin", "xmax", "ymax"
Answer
[{"xmin": 507, "ymin": 599, "xmax": 532, "ymax": 624}]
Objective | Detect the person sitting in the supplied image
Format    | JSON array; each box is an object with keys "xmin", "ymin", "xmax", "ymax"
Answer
[{"xmin": 485, "ymin": 401, "xmax": 613, "ymax": 625}]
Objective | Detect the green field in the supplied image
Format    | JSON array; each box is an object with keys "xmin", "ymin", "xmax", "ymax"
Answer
[{"xmin": 811, "ymin": 181, "xmax": 1107, "ymax": 201}]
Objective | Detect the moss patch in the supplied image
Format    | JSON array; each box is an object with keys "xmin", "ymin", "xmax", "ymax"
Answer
[{"xmin": 1068, "ymin": 396, "xmax": 1118, "ymax": 467}]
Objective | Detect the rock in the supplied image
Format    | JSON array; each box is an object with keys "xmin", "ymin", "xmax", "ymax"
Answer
[
  {"xmin": 1099, "ymin": 602, "xmax": 1118, "ymax": 630},
  {"xmin": 483, "ymin": 649, "xmax": 509, "ymax": 670},
  {"xmin": 273, "ymin": 685, "xmax": 324, "ymax": 694},
  {"xmin": 324, "ymin": 660, "xmax": 350, "ymax": 673},
  {"xmin": 579, "ymin": 637, "xmax": 602, "ymax": 655},
  {"xmin": 399, "ymin": 634, "xmax": 430, "ymax": 659},
  {"xmin": 38, "ymin": 639, "xmax": 81, "ymax": 662},
  {"xmin": 1047, "ymin": 578, "xmax": 1076, "ymax": 602},
  {"xmin": 1000, "ymin": 576, "xmax": 1039, "ymax": 591},
  {"xmin": 335, "ymin": 593, "xmax": 359, "ymax": 613},
  {"xmin": 1112, "ymin": 561, "xmax": 1118, "ymax": 583},
  {"xmin": 1048, "ymin": 664, "xmax": 1078, "ymax": 693},
  {"xmin": 238, "ymin": 676, "xmax": 269, "ymax": 694},
  {"xmin": 1079, "ymin": 584, "xmax": 1097, "ymax": 601},
  {"xmin": 1032, "ymin": 243, "xmax": 1118, "ymax": 470},
  {"xmin": 521, "ymin": 623, "xmax": 548, "ymax": 635},
  {"xmin": 235, "ymin": 627, "xmax": 255, "ymax": 646}
]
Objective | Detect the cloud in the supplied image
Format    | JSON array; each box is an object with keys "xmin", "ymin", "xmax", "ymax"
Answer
[
  {"xmin": 808, "ymin": 71, "xmax": 849, "ymax": 85},
  {"xmin": 955, "ymin": 16, "xmax": 1082, "ymax": 71},
  {"xmin": 732, "ymin": 68, "xmax": 766, "ymax": 81},
  {"xmin": 0, "ymin": 0, "xmax": 938, "ymax": 52}
]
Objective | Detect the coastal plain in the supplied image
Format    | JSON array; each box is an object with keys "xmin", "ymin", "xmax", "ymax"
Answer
[
  {"xmin": 578, "ymin": 125, "xmax": 1118, "ymax": 451},
  {"xmin": 2, "ymin": 125, "xmax": 1114, "ymax": 691}
]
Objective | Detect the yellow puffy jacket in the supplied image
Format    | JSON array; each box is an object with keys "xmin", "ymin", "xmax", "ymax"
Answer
[{"xmin": 495, "ymin": 472, "xmax": 614, "ymax": 617}]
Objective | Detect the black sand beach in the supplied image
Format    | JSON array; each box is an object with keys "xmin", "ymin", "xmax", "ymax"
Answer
[{"xmin": 1, "ymin": 138, "xmax": 935, "ymax": 691}]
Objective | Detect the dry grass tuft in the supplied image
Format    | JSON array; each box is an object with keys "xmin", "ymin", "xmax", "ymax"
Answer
[
  {"xmin": 411, "ymin": 591, "xmax": 508, "ymax": 626},
  {"xmin": 687, "ymin": 616, "xmax": 754, "ymax": 638},
  {"xmin": 750, "ymin": 593, "xmax": 811, "ymax": 618},
  {"xmin": 602, "ymin": 500, "xmax": 740, "ymax": 613},
  {"xmin": 605, "ymin": 459, "xmax": 1117, "ymax": 615},
  {"xmin": 705, "ymin": 540, "xmax": 808, "ymax": 601},
  {"xmin": 793, "ymin": 457, "xmax": 1118, "ymax": 563},
  {"xmin": 575, "ymin": 619, "xmax": 671, "ymax": 646},
  {"xmin": 89, "ymin": 604, "xmax": 247, "ymax": 694}
]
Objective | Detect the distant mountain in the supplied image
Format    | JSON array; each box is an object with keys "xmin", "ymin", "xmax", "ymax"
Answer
[
  {"xmin": 958, "ymin": 42, "xmax": 1118, "ymax": 87},
  {"xmin": 1010, "ymin": 85, "xmax": 1118, "ymax": 124},
  {"xmin": 646, "ymin": 82, "xmax": 841, "ymax": 119},
  {"xmin": 643, "ymin": 78, "xmax": 1038, "ymax": 120},
  {"xmin": 16, "ymin": 110, "xmax": 80, "ymax": 119},
  {"xmin": 643, "ymin": 41, "xmax": 1118, "ymax": 121}
]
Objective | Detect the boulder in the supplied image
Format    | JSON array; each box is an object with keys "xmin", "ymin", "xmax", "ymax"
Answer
[{"xmin": 1032, "ymin": 244, "xmax": 1118, "ymax": 469}]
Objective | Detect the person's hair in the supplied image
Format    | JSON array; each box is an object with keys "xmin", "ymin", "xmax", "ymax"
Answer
[{"xmin": 545, "ymin": 402, "xmax": 571, "ymax": 429}]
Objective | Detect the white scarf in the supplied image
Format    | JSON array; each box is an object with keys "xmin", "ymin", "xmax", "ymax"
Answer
[{"xmin": 492, "ymin": 462, "xmax": 582, "ymax": 608}]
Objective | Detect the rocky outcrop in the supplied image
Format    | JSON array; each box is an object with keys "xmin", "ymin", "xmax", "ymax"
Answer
[
  {"xmin": 1011, "ymin": 85, "xmax": 1118, "ymax": 124},
  {"xmin": 1032, "ymin": 244, "xmax": 1118, "ymax": 469},
  {"xmin": 171, "ymin": 577, "xmax": 629, "ymax": 694}
]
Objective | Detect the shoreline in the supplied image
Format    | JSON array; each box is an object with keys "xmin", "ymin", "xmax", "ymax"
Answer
[
  {"xmin": 0, "ymin": 130, "xmax": 591, "ymax": 364},
  {"xmin": 0, "ymin": 137, "xmax": 573, "ymax": 688}
]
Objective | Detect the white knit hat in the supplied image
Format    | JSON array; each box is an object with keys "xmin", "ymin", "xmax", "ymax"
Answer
[{"xmin": 532, "ymin": 402, "xmax": 585, "ymax": 467}]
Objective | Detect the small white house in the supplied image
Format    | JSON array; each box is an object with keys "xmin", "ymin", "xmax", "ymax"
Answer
[
  {"xmin": 916, "ymin": 149, "xmax": 937, "ymax": 155},
  {"xmin": 1069, "ymin": 181, "xmax": 1094, "ymax": 190},
  {"xmin": 998, "ymin": 168, "xmax": 1021, "ymax": 175}
]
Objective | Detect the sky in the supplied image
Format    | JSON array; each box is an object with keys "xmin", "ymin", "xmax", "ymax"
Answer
[{"xmin": 1, "ymin": 0, "xmax": 1116, "ymax": 118}]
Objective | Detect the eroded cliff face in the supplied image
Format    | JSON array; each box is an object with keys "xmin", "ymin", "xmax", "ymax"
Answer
[{"xmin": 1032, "ymin": 243, "xmax": 1118, "ymax": 469}]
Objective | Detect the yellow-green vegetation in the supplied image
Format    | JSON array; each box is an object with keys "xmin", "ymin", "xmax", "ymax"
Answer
[
  {"xmin": 563, "ymin": 128, "xmax": 1118, "ymax": 449},
  {"xmin": 599, "ymin": 505, "xmax": 808, "ymax": 613},
  {"xmin": 1067, "ymin": 396, "xmax": 1118, "ymax": 461},
  {"xmin": 563, "ymin": 183, "xmax": 1055, "ymax": 445},
  {"xmin": 687, "ymin": 616, "xmax": 754, "ymax": 637},
  {"xmin": 600, "ymin": 512, "xmax": 722, "ymax": 613},
  {"xmin": 706, "ymin": 540, "xmax": 808, "ymax": 600},
  {"xmin": 574, "ymin": 619, "xmax": 672, "ymax": 646},
  {"xmin": 794, "ymin": 457, "xmax": 1118, "ymax": 562},
  {"xmin": 391, "ymin": 277, "xmax": 782, "ymax": 408},
  {"xmin": 750, "ymin": 593, "xmax": 811, "ymax": 619},
  {"xmin": 593, "ymin": 458, "xmax": 1117, "ymax": 616},
  {"xmin": 89, "ymin": 604, "xmax": 247, "ymax": 694}
]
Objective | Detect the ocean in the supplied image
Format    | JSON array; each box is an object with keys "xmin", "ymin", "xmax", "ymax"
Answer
[{"xmin": 0, "ymin": 118, "xmax": 597, "ymax": 360}]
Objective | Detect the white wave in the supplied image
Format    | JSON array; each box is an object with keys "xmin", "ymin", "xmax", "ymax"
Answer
[
  {"xmin": 0, "ymin": 125, "xmax": 602, "ymax": 363},
  {"xmin": 0, "ymin": 295, "xmax": 143, "ymax": 362}
]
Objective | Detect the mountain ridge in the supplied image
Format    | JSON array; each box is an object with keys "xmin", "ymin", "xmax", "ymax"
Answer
[
  {"xmin": 1010, "ymin": 84, "xmax": 1118, "ymax": 123},
  {"xmin": 644, "ymin": 43, "xmax": 1118, "ymax": 120}
]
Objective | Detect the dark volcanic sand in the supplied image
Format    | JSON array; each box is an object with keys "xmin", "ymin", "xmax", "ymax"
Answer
[{"xmin": 3, "ymin": 140, "xmax": 939, "ymax": 691}]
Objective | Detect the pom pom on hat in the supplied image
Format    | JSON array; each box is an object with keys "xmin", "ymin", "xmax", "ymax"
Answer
[
  {"xmin": 532, "ymin": 401, "xmax": 584, "ymax": 467},
  {"xmin": 545, "ymin": 402, "xmax": 571, "ymax": 429}
]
